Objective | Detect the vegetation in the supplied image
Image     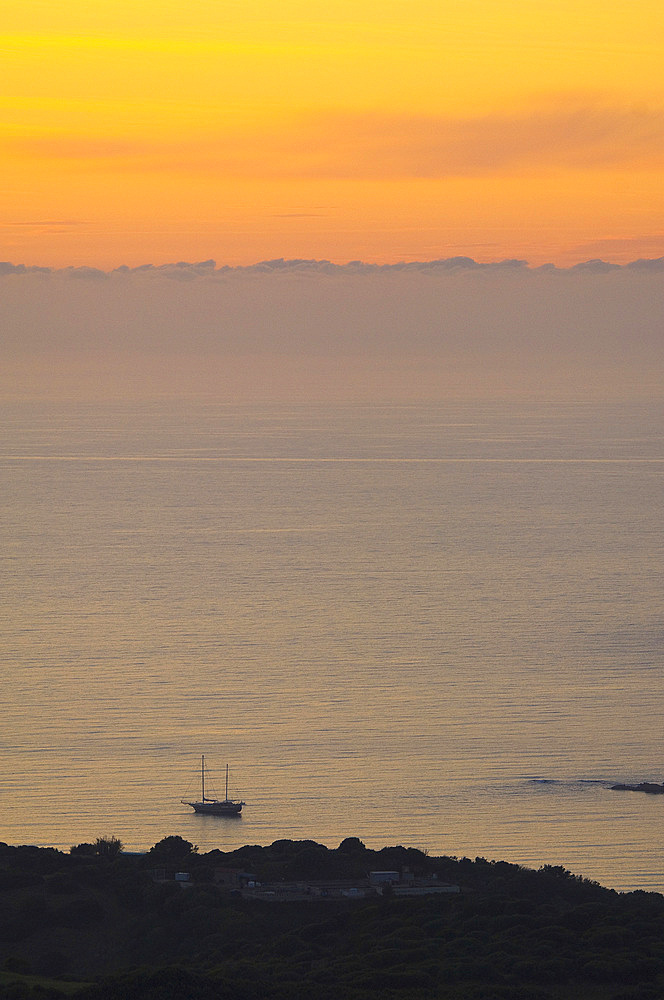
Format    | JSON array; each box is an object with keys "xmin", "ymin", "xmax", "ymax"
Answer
[
  {"xmin": 0, "ymin": 837, "xmax": 663, "ymax": 999},
  {"xmin": 70, "ymin": 838, "xmax": 124, "ymax": 860}
]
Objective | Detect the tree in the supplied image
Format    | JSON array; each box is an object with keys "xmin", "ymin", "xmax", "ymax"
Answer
[
  {"xmin": 149, "ymin": 836, "xmax": 197, "ymax": 859},
  {"xmin": 338, "ymin": 837, "xmax": 367, "ymax": 854},
  {"xmin": 70, "ymin": 842, "xmax": 96, "ymax": 856},
  {"xmin": 94, "ymin": 836, "xmax": 123, "ymax": 858}
]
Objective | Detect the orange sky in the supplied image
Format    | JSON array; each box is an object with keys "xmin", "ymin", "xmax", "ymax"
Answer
[{"xmin": 2, "ymin": 0, "xmax": 664, "ymax": 267}]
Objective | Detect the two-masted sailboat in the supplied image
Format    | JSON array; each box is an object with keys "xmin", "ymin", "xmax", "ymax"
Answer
[{"xmin": 181, "ymin": 755, "xmax": 245, "ymax": 816}]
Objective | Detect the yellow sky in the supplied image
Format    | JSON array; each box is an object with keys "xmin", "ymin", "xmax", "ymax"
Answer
[{"xmin": 2, "ymin": 0, "xmax": 663, "ymax": 266}]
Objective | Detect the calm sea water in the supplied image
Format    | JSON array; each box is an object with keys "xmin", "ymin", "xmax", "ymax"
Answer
[{"xmin": 2, "ymin": 399, "xmax": 663, "ymax": 892}]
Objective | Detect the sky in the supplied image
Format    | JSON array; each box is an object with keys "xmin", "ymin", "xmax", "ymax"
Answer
[
  {"xmin": 1, "ymin": 2, "xmax": 662, "ymax": 403},
  {"xmin": 2, "ymin": 0, "xmax": 664, "ymax": 267}
]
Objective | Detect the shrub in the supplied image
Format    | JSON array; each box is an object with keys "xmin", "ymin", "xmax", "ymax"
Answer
[{"xmin": 3, "ymin": 956, "xmax": 32, "ymax": 974}]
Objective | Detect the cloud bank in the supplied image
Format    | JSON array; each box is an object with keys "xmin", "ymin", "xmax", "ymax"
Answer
[{"xmin": 1, "ymin": 258, "xmax": 662, "ymax": 401}]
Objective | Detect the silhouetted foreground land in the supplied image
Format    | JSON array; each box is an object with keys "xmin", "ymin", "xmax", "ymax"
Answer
[{"xmin": 1, "ymin": 836, "xmax": 663, "ymax": 1000}]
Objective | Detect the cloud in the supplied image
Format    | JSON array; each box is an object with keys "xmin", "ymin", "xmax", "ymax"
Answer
[
  {"xmin": 286, "ymin": 105, "xmax": 664, "ymax": 179},
  {"xmin": 626, "ymin": 257, "xmax": 664, "ymax": 271},
  {"xmin": 5, "ymin": 220, "xmax": 85, "ymax": 228},
  {"xmin": 0, "ymin": 256, "xmax": 662, "ymax": 279},
  {"xmin": 5, "ymin": 102, "xmax": 664, "ymax": 178},
  {"xmin": 574, "ymin": 235, "xmax": 664, "ymax": 258},
  {"xmin": 62, "ymin": 266, "xmax": 109, "ymax": 279},
  {"xmin": 1, "ymin": 256, "xmax": 662, "ymax": 404},
  {"xmin": 4, "ymin": 135, "xmax": 145, "ymax": 160},
  {"xmin": 112, "ymin": 259, "xmax": 218, "ymax": 280},
  {"xmin": 0, "ymin": 262, "xmax": 52, "ymax": 275},
  {"xmin": 570, "ymin": 259, "xmax": 621, "ymax": 273}
]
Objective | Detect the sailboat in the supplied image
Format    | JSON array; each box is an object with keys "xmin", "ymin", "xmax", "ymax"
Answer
[{"xmin": 181, "ymin": 755, "xmax": 245, "ymax": 816}]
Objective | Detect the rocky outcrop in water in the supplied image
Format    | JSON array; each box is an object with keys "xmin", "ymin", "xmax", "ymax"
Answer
[{"xmin": 611, "ymin": 781, "xmax": 664, "ymax": 794}]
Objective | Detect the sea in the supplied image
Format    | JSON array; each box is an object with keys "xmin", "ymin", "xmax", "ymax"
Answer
[{"xmin": 2, "ymin": 398, "xmax": 663, "ymax": 892}]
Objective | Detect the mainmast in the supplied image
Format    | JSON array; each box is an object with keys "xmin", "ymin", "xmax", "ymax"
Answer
[
  {"xmin": 201, "ymin": 754, "xmax": 205, "ymax": 801},
  {"xmin": 225, "ymin": 762, "xmax": 229, "ymax": 801}
]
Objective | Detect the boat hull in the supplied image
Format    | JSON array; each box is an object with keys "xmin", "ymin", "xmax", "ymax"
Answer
[{"xmin": 185, "ymin": 799, "xmax": 243, "ymax": 816}]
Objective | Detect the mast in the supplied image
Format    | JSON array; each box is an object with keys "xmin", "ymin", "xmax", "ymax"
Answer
[
  {"xmin": 201, "ymin": 755, "xmax": 205, "ymax": 801},
  {"xmin": 225, "ymin": 763, "xmax": 229, "ymax": 801}
]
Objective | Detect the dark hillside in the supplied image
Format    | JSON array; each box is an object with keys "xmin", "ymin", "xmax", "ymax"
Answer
[{"xmin": 1, "ymin": 839, "xmax": 663, "ymax": 1000}]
